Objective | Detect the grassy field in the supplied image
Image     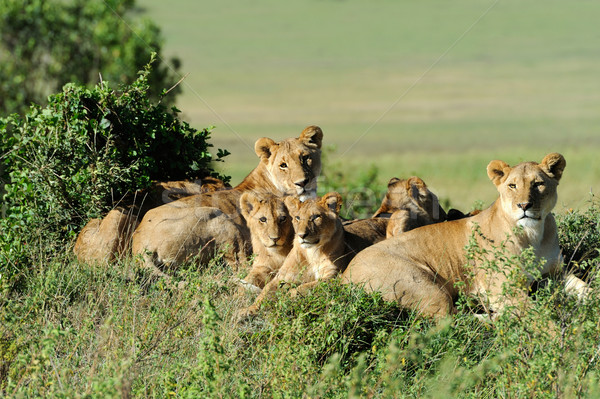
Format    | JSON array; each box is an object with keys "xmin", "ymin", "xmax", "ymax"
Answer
[{"xmin": 138, "ymin": 0, "xmax": 600, "ymax": 211}]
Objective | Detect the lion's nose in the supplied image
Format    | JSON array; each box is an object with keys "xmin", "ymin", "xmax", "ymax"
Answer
[
  {"xmin": 270, "ymin": 236, "xmax": 280, "ymax": 242},
  {"xmin": 295, "ymin": 178, "xmax": 309, "ymax": 188},
  {"xmin": 517, "ymin": 202, "xmax": 532, "ymax": 211},
  {"xmin": 298, "ymin": 232, "xmax": 307, "ymax": 239}
]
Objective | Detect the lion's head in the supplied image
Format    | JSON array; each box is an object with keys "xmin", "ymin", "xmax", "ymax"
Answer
[
  {"xmin": 374, "ymin": 176, "xmax": 446, "ymax": 222},
  {"xmin": 254, "ymin": 126, "xmax": 323, "ymax": 200},
  {"xmin": 240, "ymin": 192, "xmax": 293, "ymax": 251},
  {"xmin": 285, "ymin": 192, "xmax": 342, "ymax": 249},
  {"xmin": 487, "ymin": 153, "xmax": 565, "ymax": 229}
]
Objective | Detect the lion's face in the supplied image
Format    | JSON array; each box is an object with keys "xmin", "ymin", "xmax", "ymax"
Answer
[
  {"xmin": 240, "ymin": 193, "xmax": 293, "ymax": 250},
  {"xmin": 487, "ymin": 153, "xmax": 565, "ymax": 228},
  {"xmin": 254, "ymin": 126, "xmax": 323, "ymax": 201},
  {"xmin": 375, "ymin": 176, "xmax": 446, "ymax": 221},
  {"xmin": 285, "ymin": 192, "xmax": 342, "ymax": 249}
]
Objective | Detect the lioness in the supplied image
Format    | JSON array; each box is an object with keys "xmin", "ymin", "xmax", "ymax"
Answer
[
  {"xmin": 74, "ymin": 177, "xmax": 228, "ymax": 264},
  {"xmin": 131, "ymin": 126, "xmax": 323, "ymax": 277},
  {"xmin": 239, "ymin": 192, "xmax": 294, "ymax": 290},
  {"xmin": 239, "ymin": 192, "xmax": 349, "ymax": 317},
  {"xmin": 343, "ymin": 176, "xmax": 447, "ymax": 251},
  {"xmin": 342, "ymin": 153, "xmax": 589, "ymax": 319}
]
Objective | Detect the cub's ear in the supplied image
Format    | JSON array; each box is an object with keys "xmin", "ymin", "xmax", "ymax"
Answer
[
  {"xmin": 406, "ymin": 176, "xmax": 426, "ymax": 190},
  {"xmin": 487, "ymin": 160, "xmax": 511, "ymax": 186},
  {"xmin": 387, "ymin": 177, "xmax": 402, "ymax": 188},
  {"xmin": 255, "ymin": 138, "xmax": 276, "ymax": 162},
  {"xmin": 540, "ymin": 153, "xmax": 566, "ymax": 182},
  {"xmin": 284, "ymin": 196, "xmax": 302, "ymax": 214},
  {"xmin": 320, "ymin": 192, "xmax": 343, "ymax": 215},
  {"xmin": 299, "ymin": 125, "xmax": 323, "ymax": 149},
  {"xmin": 239, "ymin": 192, "xmax": 256, "ymax": 218}
]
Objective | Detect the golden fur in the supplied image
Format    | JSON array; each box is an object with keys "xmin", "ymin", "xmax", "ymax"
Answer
[
  {"xmin": 239, "ymin": 192, "xmax": 294, "ymax": 290},
  {"xmin": 239, "ymin": 192, "xmax": 349, "ymax": 317},
  {"xmin": 342, "ymin": 153, "xmax": 588, "ymax": 319},
  {"xmin": 73, "ymin": 178, "xmax": 228, "ymax": 264},
  {"xmin": 343, "ymin": 176, "xmax": 447, "ymax": 252},
  {"xmin": 131, "ymin": 126, "xmax": 323, "ymax": 278}
]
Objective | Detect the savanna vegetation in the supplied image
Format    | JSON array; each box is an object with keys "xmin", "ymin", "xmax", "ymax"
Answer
[{"xmin": 1, "ymin": 0, "xmax": 600, "ymax": 397}]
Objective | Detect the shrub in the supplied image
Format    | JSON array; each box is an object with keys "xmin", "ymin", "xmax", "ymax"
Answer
[{"xmin": 0, "ymin": 57, "xmax": 229, "ymax": 293}]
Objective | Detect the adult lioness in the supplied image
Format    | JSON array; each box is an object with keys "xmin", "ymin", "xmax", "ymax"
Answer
[
  {"xmin": 342, "ymin": 153, "xmax": 588, "ymax": 319},
  {"xmin": 131, "ymin": 126, "xmax": 323, "ymax": 277},
  {"xmin": 239, "ymin": 192, "xmax": 294, "ymax": 290},
  {"xmin": 239, "ymin": 192, "xmax": 349, "ymax": 318},
  {"xmin": 74, "ymin": 177, "xmax": 229, "ymax": 264}
]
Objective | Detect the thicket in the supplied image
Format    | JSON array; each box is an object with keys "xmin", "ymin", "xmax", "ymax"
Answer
[
  {"xmin": 0, "ymin": 0, "xmax": 181, "ymax": 116},
  {"xmin": 0, "ymin": 58, "xmax": 229, "ymax": 294}
]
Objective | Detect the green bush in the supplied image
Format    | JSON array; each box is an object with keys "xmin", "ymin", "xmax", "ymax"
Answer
[
  {"xmin": 0, "ymin": 0, "xmax": 181, "ymax": 116},
  {"xmin": 0, "ymin": 57, "xmax": 229, "ymax": 293},
  {"xmin": 557, "ymin": 195, "xmax": 600, "ymax": 267}
]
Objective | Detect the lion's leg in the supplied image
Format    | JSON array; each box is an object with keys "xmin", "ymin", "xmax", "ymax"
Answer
[
  {"xmin": 384, "ymin": 264, "xmax": 454, "ymax": 319},
  {"xmin": 237, "ymin": 275, "xmax": 283, "ymax": 319},
  {"xmin": 243, "ymin": 263, "xmax": 276, "ymax": 290}
]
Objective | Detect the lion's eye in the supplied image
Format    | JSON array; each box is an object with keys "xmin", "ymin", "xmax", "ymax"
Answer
[
  {"xmin": 278, "ymin": 216, "xmax": 287, "ymax": 223},
  {"xmin": 259, "ymin": 217, "xmax": 267, "ymax": 223},
  {"xmin": 534, "ymin": 181, "xmax": 545, "ymax": 188},
  {"xmin": 280, "ymin": 162, "xmax": 288, "ymax": 169},
  {"xmin": 295, "ymin": 216, "xmax": 300, "ymax": 221},
  {"xmin": 508, "ymin": 183, "xmax": 517, "ymax": 189},
  {"xmin": 311, "ymin": 215, "xmax": 321, "ymax": 222}
]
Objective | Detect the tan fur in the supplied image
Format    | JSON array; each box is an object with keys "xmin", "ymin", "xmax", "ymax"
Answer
[
  {"xmin": 343, "ymin": 176, "xmax": 447, "ymax": 252},
  {"xmin": 73, "ymin": 177, "xmax": 227, "ymax": 264},
  {"xmin": 131, "ymin": 126, "xmax": 323, "ymax": 278},
  {"xmin": 239, "ymin": 192, "xmax": 294, "ymax": 290},
  {"xmin": 239, "ymin": 192, "xmax": 349, "ymax": 317},
  {"xmin": 374, "ymin": 176, "xmax": 447, "ymax": 238},
  {"xmin": 74, "ymin": 208, "xmax": 139, "ymax": 264},
  {"xmin": 343, "ymin": 153, "xmax": 586, "ymax": 319}
]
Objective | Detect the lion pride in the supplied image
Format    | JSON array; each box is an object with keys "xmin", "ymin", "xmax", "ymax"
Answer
[
  {"xmin": 131, "ymin": 126, "xmax": 323, "ymax": 278},
  {"xmin": 342, "ymin": 153, "xmax": 590, "ymax": 319}
]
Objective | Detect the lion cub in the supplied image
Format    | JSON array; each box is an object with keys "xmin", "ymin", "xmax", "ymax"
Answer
[
  {"xmin": 239, "ymin": 192, "xmax": 348, "ymax": 317},
  {"xmin": 239, "ymin": 192, "xmax": 294, "ymax": 291},
  {"xmin": 376, "ymin": 176, "xmax": 447, "ymax": 238}
]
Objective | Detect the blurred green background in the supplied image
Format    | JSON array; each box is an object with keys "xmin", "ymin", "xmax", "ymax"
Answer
[{"xmin": 140, "ymin": 0, "xmax": 600, "ymax": 210}]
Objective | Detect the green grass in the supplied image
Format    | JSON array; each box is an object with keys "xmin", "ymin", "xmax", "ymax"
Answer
[{"xmin": 138, "ymin": 0, "xmax": 600, "ymax": 210}]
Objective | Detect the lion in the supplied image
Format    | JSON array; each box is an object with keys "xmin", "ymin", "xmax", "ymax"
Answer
[
  {"xmin": 238, "ymin": 192, "xmax": 294, "ymax": 291},
  {"xmin": 239, "ymin": 192, "xmax": 350, "ymax": 317},
  {"xmin": 342, "ymin": 153, "xmax": 590, "ymax": 320},
  {"xmin": 74, "ymin": 177, "xmax": 229, "ymax": 264},
  {"xmin": 343, "ymin": 176, "xmax": 447, "ymax": 251},
  {"xmin": 131, "ymin": 126, "xmax": 323, "ymax": 278}
]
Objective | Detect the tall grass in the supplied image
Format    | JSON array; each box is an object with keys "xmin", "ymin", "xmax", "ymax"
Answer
[{"xmin": 1, "ymin": 197, "xmax": 599, "ymax": 397}]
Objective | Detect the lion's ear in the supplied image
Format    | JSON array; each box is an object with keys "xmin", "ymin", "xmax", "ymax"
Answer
[
  {"xmin": 299, "ymin": 125, "xmax": 323, "ymax": 149},
  {"xmin": 284, "ymin": 196, "xmax": 302, "ymax": 214},
  {"xmin": 255, "ymin": 138, "xmax": 276, "ymax": 162},
  {"xmin": 320, "ymin": 192, "xmax": 342, "ymax": 215},
  {"xmin": 487, "ymin": 160, "xmax": 511, "ymax": 186},
  {"xmin": 239, "ymin": 192, "xmax": 256, "ymax": 218},
  {"xmin": 406, "ymin": 176, "xmax": 426, "ymax": 190},
  {"xmin": 540, "ymin": 153, "xmax": 566, "ymax": 182},
  {"xmin": 387, "ymin": 177, "xmax": 401, "ymax": 188}
]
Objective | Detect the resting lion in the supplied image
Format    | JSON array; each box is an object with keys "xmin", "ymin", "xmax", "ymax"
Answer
[
  {"xmin": 131, "ymin": 126, "xmax": 323, "ymax": 278},
  {"xmin": 342, "ymin": 153, "xmax": 590, "ymax": 319},
  {"xmin": 238, "ymin": 192, "xmax": 294, "ymax": 291},
  {"xmin": 239, "ymin": 192, "xmax": 350, "ymax": 317},
  {"xmin": 343, "ymin": 176, "xmax": 447, "ymax": 251},
  {"xmin": 74, "ymin": 177, "xmax": 229, "ymax": 264}
]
